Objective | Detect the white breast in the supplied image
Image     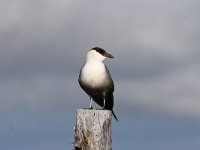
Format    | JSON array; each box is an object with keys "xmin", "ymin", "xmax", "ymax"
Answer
[{"xmin": 81, "ymin": 61, "xmax": 107, "ymax": 87}]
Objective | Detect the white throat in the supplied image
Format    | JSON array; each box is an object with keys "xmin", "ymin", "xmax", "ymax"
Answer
[{"xmin": 86, "ymin": 50, "xmax": 106, "ymax": 62}]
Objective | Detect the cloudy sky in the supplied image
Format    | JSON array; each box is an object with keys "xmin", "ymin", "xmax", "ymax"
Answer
[{"xmin": 1, "ymin": 0, "xmax": 200, "ymax": 149}]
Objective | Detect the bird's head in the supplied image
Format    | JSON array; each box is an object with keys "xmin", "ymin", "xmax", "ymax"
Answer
[{"xmin": 86, "ymin": 47, "xmax": 114, "ymax": 62}]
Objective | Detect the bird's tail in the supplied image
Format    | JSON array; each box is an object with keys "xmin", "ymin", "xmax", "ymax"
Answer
[{"xmin": 112, "ymin": 110, "xmax": 119, "ymax": 121}]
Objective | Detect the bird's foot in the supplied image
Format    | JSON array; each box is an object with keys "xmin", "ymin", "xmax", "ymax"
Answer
[
  {"xmin": 102, "ymin": 107, "xmax": 108, "ymax": 110},
  {"xmin": 84, "ymin": 106, "xmax": 93, "ymax": 110}
]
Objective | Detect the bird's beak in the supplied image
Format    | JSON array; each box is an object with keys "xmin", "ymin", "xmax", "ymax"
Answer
[{"xmin": 104, "ymin": 52, "xmax": 114, "ymax": 58}]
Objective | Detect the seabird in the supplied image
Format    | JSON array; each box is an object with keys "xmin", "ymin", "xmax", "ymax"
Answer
[{"xmin": 78, "ymin": 47, "xmax": 119, "ymax": 121}]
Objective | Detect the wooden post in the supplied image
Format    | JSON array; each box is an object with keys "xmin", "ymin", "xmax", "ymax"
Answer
[{"xmin": 73, "ymin": 109, "xmax": 112, "ymax": 150}]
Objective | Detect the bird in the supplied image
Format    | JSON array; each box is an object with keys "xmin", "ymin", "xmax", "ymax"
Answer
[{"xmin": 78, "ymin": 47, "xmax": 119, "ymax": 121}]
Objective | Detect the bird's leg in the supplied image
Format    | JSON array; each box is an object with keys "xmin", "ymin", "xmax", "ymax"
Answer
[
  {"xmin": 102, "ymin": 93, "xmax": 106, "ymax": 109},
  {"xmin": 103, "ymin": 98, "xmax": 106, "ymax": 109},
  {"xmin": 89, "ymin": 97, "xmax": 93, "ymax": 109}
]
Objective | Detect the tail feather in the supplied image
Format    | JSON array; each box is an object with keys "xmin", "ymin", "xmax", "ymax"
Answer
[{"xmin": 112, "ymin": 110, "xmax": 119, "ymax": 121}]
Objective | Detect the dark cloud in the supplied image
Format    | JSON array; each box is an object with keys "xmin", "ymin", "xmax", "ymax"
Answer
[
  {"xmin": 1, "ymin": 0, "xmax": 200, "ymax": 115},
  {"xmin": 1, "ymin": 0, "xmax": 200, "ymax": 149}
]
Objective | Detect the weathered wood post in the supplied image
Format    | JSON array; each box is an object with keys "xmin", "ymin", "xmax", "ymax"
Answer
[{"xmin": 73, "ymin": 109, "xmax": 112, "ymax": 150}]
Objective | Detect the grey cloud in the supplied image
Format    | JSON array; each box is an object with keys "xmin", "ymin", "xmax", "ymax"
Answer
[
  {"xmin": 1, "ymin": 0, "xmax": 200, "ymax": 117},
  {"xmin": 1, "ymin": 1, "xmax": 200, "ymax": 150},
  {"xmin": 117, "ymin": 65, "xmax": 200, "ymax": 117}
]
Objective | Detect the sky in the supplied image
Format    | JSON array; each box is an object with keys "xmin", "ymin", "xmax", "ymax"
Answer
[{"xmin": 1, "ymin": 0, "xmax": 200, "ymax": 149}]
